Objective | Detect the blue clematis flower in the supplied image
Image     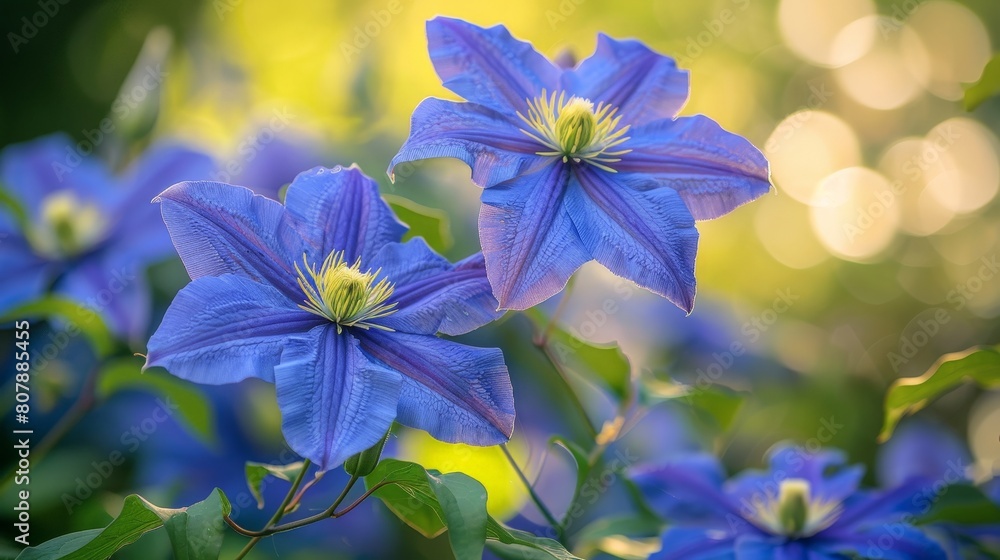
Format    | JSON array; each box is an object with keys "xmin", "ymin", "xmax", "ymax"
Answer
[
  {"xmin": 632, "ymin": 443, "xmax": 947, "ymax": 559},
  {"xmin": 0, "ymin": 133, "xmax": 214, "ymax": 340},
  {"xmin": 390, "ymin": 17, "xmax": 770, "ymax": 312},
  {"xmin": 878, "ymin": 419, "xmax": 1000, "ymax": 559},
  {"xmin": 144, "ymin": 165, "xmax": 515, "ymax": 469}
]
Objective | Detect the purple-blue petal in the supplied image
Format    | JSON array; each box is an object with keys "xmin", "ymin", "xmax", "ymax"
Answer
[
  {"xmin": 479, "ymin": 164, "xmax": 589, "ymax": 310},
  {"xmin": 274, "ymin": 326, "xmax": 401, "ymax": 469},
  {"xmin": 562, "ymin": 34, "xmax": 689, "ymax": 127},
  {"xmin": 834, "ymin": 477, "xmax": 940, "ymax": 530},
  {"xmin": 357, "ymin": 329, "xmax": 514, "ymax": 446},
  {"xmin": 734, "ymin": 536, "xmax": 841, "ymax": 560},
  {"xmin": 567, "ymin": 168, "xmax": 699, "ymax": 313},
  {"xmin": 0, "ymin": 230, "xmax": 50, "ymax": 315},
  {"xmin": 389, "ymin": 97, "xmax": 548, "ymax": 188},
  {"xmin": 818, "ymin": 523, "xmax": 948, "ymax": 560},
  {"xmin": 283, "ymin": 166, "xmax": 406, "ymax": 264},
  {"xmin": 727, "ymin": 444, "xmax": 864, "ymax": 509},
  {"xmin": 370, "ymin": 238, "xmax": 501, "ymax": 336},
  {"xmin": 226, "ymin": 130, "xmax": 328, "ymax": 200},
  {"xmin": 154, "ymin": 181, "xmax": 306, "ymax": 298},
  {"xmin": 651, "ymin": 527, "xmax": 736, "ymax": 560},
  {"xmin": 617, "ymin": 115, "xmax": 771, "ymax": 220},
  {"xmin": 54, "ymin": 257, "xmax": 149, "ymax": 342},
  {"xmin": 0, "ymin": 133, "xmax": 118, "ymax": 216},
  {"xmin": 876, "ymin": 419, "xmax": 972, "ymax": 489},
  {"xmin": 145, "ymin": 274, "xmax": 322, "ymax": 384},
  {"xmin": 632, "ymin": 454, "xmax": 745, "ymax": 527},
  {"xmin": 109, "ymin": 142, "xmax": 216, "ymax": 261},
  {"xmin": 426, "ymin": 17, "xmax": 560, "ymax": 113}
]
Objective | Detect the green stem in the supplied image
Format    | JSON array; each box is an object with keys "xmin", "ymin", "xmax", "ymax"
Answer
[
  {"xmin": 537, "ymin": 343, "xmax": 598, "ymax": 439},
  {"xmin": 232, "ymin": 459, "xmax": 312, "ymax": 560},
  {"xmin": 534, "ymin": 276, "xmax": 575, "ymax": 347},
  {"xmin": 501, "ymin": 444, "xmax": 564, "ymax": 542},
  {"xmin": 560, "ymin": 389, "xmax": 638, "ymax": 529},
  {"xmin": 529, "ymin": 280, "xmax": 598, "ymax": 439},
  {"xmin": 226, "ymin": 474, "xmax": 372, "ymax": 539}
]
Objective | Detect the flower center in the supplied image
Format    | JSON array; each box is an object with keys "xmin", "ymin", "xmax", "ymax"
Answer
[
  {"xmin": 294, "ymin": 251, "xmax": 398, "ymax": 333},
  {"xmin": 748, "ymin": 479, "xmax": 843, "ymax": 538},
  {"xmin": 518, "ymin": 90, "xmax": 631, "ymax": 172},
  {"xmin": 28, "ymin": 191, "xmax": 106, "ymax": 258}
]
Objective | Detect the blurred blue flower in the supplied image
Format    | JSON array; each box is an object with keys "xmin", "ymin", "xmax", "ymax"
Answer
[
  {"xmin": 633, "ymin": 443, "xmax": 946, "ymax": 559},
  {"xmin": 877, "ymin": 419, "xmax": 1000, "ymax": 559},
  {"xmin": 216, "ymin": 128, "xmax": 329, "ymax": 200},
  {"xmin": 876, "ymin": 418, "xmax": 972, "ymax": 490},
  {"xmin": 145, "ymin": 165, "xmax": 514, "ymax": 469},
  {"xmin": 390, "ymin": 17, "xmax": 770, "ymax": 312},
  {"xmin": 0, "ymin": 133, "xmax": 214, "ymax": 340}
]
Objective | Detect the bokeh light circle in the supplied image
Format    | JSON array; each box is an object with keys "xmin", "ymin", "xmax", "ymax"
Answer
[
  {"xmin": 810, "ymin": 167, "xmax": 900, "ymax": 261},
  {"xmin": 766, "ymin": 110, "xmax": 862, "ymax": 204},
  {"xmin": 778, "ymin": 0, "xmax": 876, "ymax": 67}
]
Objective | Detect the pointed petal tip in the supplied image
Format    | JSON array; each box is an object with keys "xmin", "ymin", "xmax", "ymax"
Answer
[{"xmin": 151, "ymin": 180, "xmax": 194, "ymax": 204}]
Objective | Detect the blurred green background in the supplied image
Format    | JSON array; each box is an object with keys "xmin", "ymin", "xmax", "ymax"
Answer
[{"xmin": 2, "ymin": 0, "xmax": 1000, "ymax": 557}]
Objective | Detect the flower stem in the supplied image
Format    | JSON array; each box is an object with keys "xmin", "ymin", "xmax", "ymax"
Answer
[
  {"xmin": 529, "ymin": 278, "xmax": 598, "ymax": 438},
  {"xmin": 225, "ymin": 473, "xmax": 373, "ymax": 541},
  {"xmin": 501, "ymin": 443, "xmax": 564, "ymax": 542},
  {"xmin": 535, "ymin": 276, "xmax": 575, "ymax": 347},
  {"xmin": 536, "ymin": 343, "xmax": 598, "ymax": 439},
  {"xmin": 232, "ymin": 459, "xmax": 312, "ymax": 560}
]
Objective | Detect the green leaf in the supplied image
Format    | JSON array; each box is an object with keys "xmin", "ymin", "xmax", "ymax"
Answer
[
  {"xmin": 143, "ymin": 489, "xmax": 231, "ymax": 560},
  {"xmin": 548, "ymin": 435, "xmax": 591, "ymax": 522},
  {"xmin": 525, "ymin": 308, "xmax": 632, "ymax": 402},
  {"xmin": 17, "ymin": 495, "xmax": 164, "ymax": 560},
  {"xmin": 880, "ymin": 346, "xmax": 1000, "ymax": 442},
  {"xmin": 366, "ymin": 459, "xmax": 447, "ymax": 538},
  {"xmin": 384, "ymin": 195, "xmax": 454, "ymax": 253},
  {"xmin": 96, "ymin": 358, "xmax": 217, "ymax": 445},
  {"xmin": 964, "ymin": 54, "xmax": 1000, "ymax": 111},
  {"xmin": 244, "ymin": 461, "xmax": 307, "ymax": 509},
  {"xmin": 486, "ymin": 518, "xmax": 582, "ymax": 560},
  {"xmin": 345, "ymin": 429, "xmax": 391, "ymax": 477},
  {"xmin": 639, "ymin": 376, "xmax": 743, "ymax": 433},
  {"xmin": 17, "ymin": 490, "xmax": 231, "ymax": 560},
  {"xmin": 0, "ymin": 296, "xmax": 115, "ymax": 357},
  {"xmin": 367, "ymin": 459, "xmax": 578, "ymax": 560},
  {"xmin": 916, "ymin": 484, "xmax": 1000, "ymax": 525},
  {"xmin": 427, "ymin": 472, "xmax": 488, "ymax": 560}
]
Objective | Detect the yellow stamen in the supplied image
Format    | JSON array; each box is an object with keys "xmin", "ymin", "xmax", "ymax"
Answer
[
  {"xmin": 28, "ymin": 191, "xmax": 106, "ymax": 258},
  {"xmin": 294, "ymin": 251, "xmax": 397, "ymax": 334},
  {"xmin": 517, "ymin": 89, "xmax": 632, "ymax": 172},
  {"xmin": 748, "ymin": 478, "xmax": 843, "ymax": 538}
]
